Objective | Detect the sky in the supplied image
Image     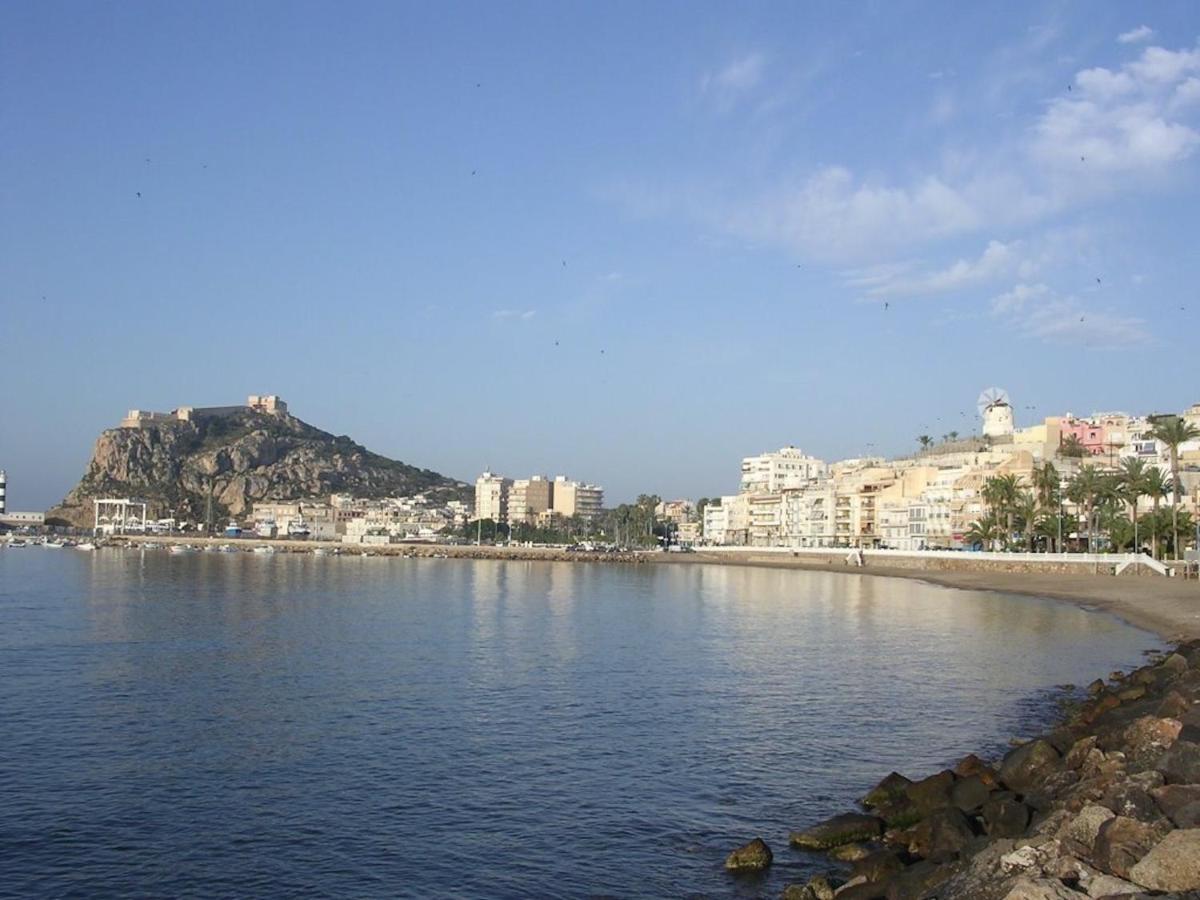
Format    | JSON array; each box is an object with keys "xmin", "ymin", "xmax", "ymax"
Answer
[{"xmin": 3, "ymin": 1, "xmax": 1200, "ymax": 510}]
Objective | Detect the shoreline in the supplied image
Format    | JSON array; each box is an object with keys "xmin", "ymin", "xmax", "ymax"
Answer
[{"xmin": 667, "ymin": 552, "xmax": 1200, "ymax": 644}]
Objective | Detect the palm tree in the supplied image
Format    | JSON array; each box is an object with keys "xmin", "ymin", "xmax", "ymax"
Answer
[
  {"xmin": 1014, "ymin": 490, "xmax": 1039, "ymax": 551},
  {"xmin": 1067, "ymin": 465, "xmax": 1107, "ymax": 553},
  {"xmin": 965, "ymin": 515, "xmax": 1001, "ymax": 550},
  {"xmin": 1141, "ymin": 466, "xmax": 1171, "ymax": 559},
  {"xmin": 1032, "ymin": 461, "xmax": 1059, "ymax": 508},
  {"xmin": 917, "ymin": 435, "xmax": 933, "ymax": 452},
  {"xmin": 1117, "ymin": 457, "xmax": 1148, "ymax": 554},
  {"xmin": 947, "ymin": 430, "xmax": 959, "ymax": 442},
  {"xmin": 982, "ymin": 473, "xmax": 1020, "ymax": 548},
  {"xmin": 1105, "ymin": 513, "xmax": 1135, "ymax": 552},
  {"xmin": 1059, "ymin": 434, "xmax": 1087, "ymax": 459},
  {"xmin": 1148, "ymin": 416, "xmax": 1200, "ymax": 559}
]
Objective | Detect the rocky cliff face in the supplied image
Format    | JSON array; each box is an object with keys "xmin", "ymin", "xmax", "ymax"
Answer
[{"xmin": 49, "ymin": 409, "xmax": 469, "ymax": 526}]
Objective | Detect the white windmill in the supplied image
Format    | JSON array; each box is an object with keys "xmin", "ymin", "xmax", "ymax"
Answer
[{"xmin": 978, "ymin": 387, "xmax": 1014, "ymax": 438}]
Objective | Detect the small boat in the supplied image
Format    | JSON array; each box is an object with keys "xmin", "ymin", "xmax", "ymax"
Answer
[
  {"xmin": 75, "ymin": 542, "xmax": 96, "ymax": 551},
  {"xmin": 7, "ymin": 539, "xmax": 27, "ymax": 548},
  {"xmin": 169, "ymin": 544, "xmax": 196, "ymax": 554},
  {"xmin": 44, "ymin": 540, "xmax": 65, "ymax": 548},
  {"xmin": 252, "ymin": 545, "xmax": 277, "ymax": 555}
]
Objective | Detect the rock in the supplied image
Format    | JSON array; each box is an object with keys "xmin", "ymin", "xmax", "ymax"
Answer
[
  {"xmin": 955, "ymin": 753, "xmax": 999, "ymax": 785},
  {"xmin": 1000, "ymin": 739, "xmax": 1062, "ymax": 794},
  {"xmin": 1092, "ymin": 815, "xmax": 1162, "ymax": 879},
  {"xmin": 829, "ymin": 843, "xmax": 872, "ymax": 862},
  {"xmin": 903, "ymin": 770, "xmax": 956, "ymax": 815},
  {"xmin": 724, "ymin": 836, "xmax": 772, "ymax": 871},
  {"xmin": 1121, "ymin": 716, "xmax": 1181, "ymax": 771},
  {"xmin": 1116, "ymin": 685, "xmax": 1146, "ymax": 702},
  {"xmin": 1001, "ymin": 876, "xmax": 1087, "ymax": 899},
  {"xmin": 1087, "ymin": 679, "xmax": 1106, "ymax": 695},
  {"xmin": 783, "ymin": 874, "xmax": 839, "ymax": 900},
  {"xmin": 791, "ymin": 813, "xmax": 884, "ymax": 850},
  {"xmin": 1155, "ymin": 739, "xmax": 1200, "ymax": 784},
  {"xmin": 1000, "ymin": 844, "xmax": 1041, "ymax": 874},
  {"xmin": 950, "ymin": 774, "xmax": 993, "ymax": 812},
  {"xmin": 850, "ymin": 849, "xmax": 907, "ymax": 883},
  {"xmin": 1127, "ymin": 829, "xmax": 1200, "ymax": 890},
  {"xmin": 862, "ymin": 772, "xmax": 912, "ymax": 809},
  {"xmin": 883, "ymin": 859, "xmax": 954, "ymax": 900},
  {"xmin": 1085, "ymin": 873, "xmax": 1141, "ymax": 897},
  {"xmin": 1151, "ymin": 783, "xmax": 1200, "ymax": 827},
  {"xmin": 1066, "ymin": 736, "xmax": 1100, "ymax": 770},
  {"xmin": 906, "ymin": 807, "xmax": 977, "ymax": 861},
  {"xmin": 875, "ymin": 797, "xmax": 923, "ymax": 830},
  {"xmin": 1064, "ymin": 805, "xmax": 1115, "ymax": 851},
  {"xmin": 1162, "ymin": 652, "xmax": 1189, "ymax": 675},
  {"xmin": 834, "ymin": 882, "xmax": 888, "ymax": 900},
  {"xmin": 983, "ymin": 795, "xmax": 1033, "ymax": 838},
  {"xmin": 1100, "ymin": 782, "xmax": 1160, "ymax": 824},
  {"xmin": 1158, "ymin": 690, "xmax": 1190, "ymax": 718}
]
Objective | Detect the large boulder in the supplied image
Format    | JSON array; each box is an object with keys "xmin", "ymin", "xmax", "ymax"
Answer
[
  {"xmin": 882, "ymin": 859, "xmax": 954, "ymax": 900},
  {"xmin": 1155, "ymin": 739, "xmax": 1200, "ymax": 784},
  {"xmin": 790, "ymin": 813, "xmax": 884, "ymax": 850},
  {"xmin": 904, "ymin": 770, "xmax": 956, "ymax": 815},
  {"xmin": 781, "ymin": 874, "xmax": 839, "ymax": 900},
  {"xmin": 905, "ymin": 807, "xmax": 977, "ymax": 862},
  {"xmin": 850, "ymin": 848, "xmax": 907, "ymax": 883},
  {"xmin": 1119, "ymin": 716, "xmax": 1181, "ymax": 771},
  {"xmin": 1127, "ymin": 829, "xmax": 1200, "ymax": 891},
  {"xmin": 862, "ymin": 772, "xmax": 912, "ymax": 809},
  {"xmin": 1000, "ymin": 739, "xmax": 1062, "ymax": 793},
  {"xmin": 982, "ymin": 794, "xmax": 1033, "ymax": 838},
  {"xmin": 1091, "ymin": 815, "xmax": 1164, "ymax": 879},
  {"xmin": 1063, "ymin": 804, "xmax": 1115, "ymax": 852},
  {"xmin": 950, "ymin": 774, "xmax": 993, "ymax": 812},
  {"xmin": 954, "ymin": 753, "xmax": 999, "ymax": 786},
  {"xmin": 723, "ymin": 836, "xmax": 772, "ymax": 871},
  {"xmin": 1151, "ymin": 783, "xmax": 1200, "ymax": 827}
]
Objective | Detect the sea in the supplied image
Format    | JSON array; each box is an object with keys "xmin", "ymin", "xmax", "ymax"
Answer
[{"xmin": 0, "ymin": 547, "xmax": 1158, "ymax": 898}]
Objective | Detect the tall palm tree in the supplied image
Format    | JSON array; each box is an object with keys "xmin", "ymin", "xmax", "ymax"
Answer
[
  {"xmin": 1067, "ymin": 465, "xmax": 1106, "ymax": 553},
  {"xmin": 1014, "ymin": 490, "xmax": 1039, "ymax": 551},
  {"xmin": 965, "ymin": 515, "xmax": 1001, "ymax": 550},
  {"xmin": 1117, "ymin": 457, "xmax": 1148, "ymax": 554},
  {"xmin": 1141, "ymin": 466, "xmax": 1171, "ymax": 559},
  {"xmin": 917, "ymin": 435, "xmax": 933, "ymax": 452},
  {"xmin": 1149, "ymin": 416, "xmax": 1200, "ymax": 559},
  {"xmin": 982, "ymin": 473, "xmax": 1020, "ymax": 548},
  {"xmin": 1032, "ymin": 461, "xmax": 1059, "ymax": 509}
]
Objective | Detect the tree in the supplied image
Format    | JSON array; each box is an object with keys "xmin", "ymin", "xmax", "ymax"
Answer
[
  {"xmin": 1067, "ymin": 465, "xmax": 1108, "ymax": 553},
  {"xmin": 982, "ymin": 473, "xmax": 1020, "ymax": 548},
  {"xmin": 917, "ymin": 435, "xmax": 933, "ymax": 452},
  {"xmin": 1116, "ymin": 457, "xmax": 1148, "ymax": 554},
  {"xmin": 1105, "ymin": 513, "xmax": 1136, "ymax": 552},
  {"xmin": 947, "ymin": 430, "xmax": 959, "ymax": 442},
  {"xmin": 1058, "ymin": 434, "xmax": 1087, "ymax": 459},
  {"xmin": 1014, "ymin": 489, "xmax": 1039, "ymax": 551},
  {"xmin": 964, "ymin": 515, "xmax": 1001, "ymax": 550},
  {"xmin": 1032, "ymin": 461, "xmax": 1060, "ymax": 512},
  {"xmin": 1148, "ymin": 416, "xmax": 1200, "ymax": 559},
  {"xmin": 1141, "ymin": 466, "xmax": 1171, "ymax": 559}
]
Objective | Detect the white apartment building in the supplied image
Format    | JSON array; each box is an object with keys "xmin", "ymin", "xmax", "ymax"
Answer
[
  {"xmin": 740, "ymin": 447, "xmax": 828, "ymax": 495},
  {"xmin": 551, "ymin": 476, "xmax": 604, "ymax": 520},
  {"xmin": 474, "ymin": 471, "xmax": 512, "ymax": 522},
  {"xmin": 781, "ymin": 480, "xmax": 837, "ymax": 547},
  {"xmin": 703, "ymin": 494, "xmax": 748, "ymax": 545}
]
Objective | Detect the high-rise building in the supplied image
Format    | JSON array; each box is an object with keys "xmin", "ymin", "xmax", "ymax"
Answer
[
  {"xmin": 551, "ymin": 476, "xmax": 604, "ymax": 520},
  {"xmin": 508, "ymin": 476, "xmax": 553, "ymax": 526},
  {"xmin": 474, "ymin": 471, "xmax": 512, "ymax": 523}
]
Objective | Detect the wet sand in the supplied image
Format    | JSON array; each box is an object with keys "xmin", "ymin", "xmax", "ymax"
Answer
[{"xmin": 667, "ymin": 552, "xmax": 1200, "ymax": 642}]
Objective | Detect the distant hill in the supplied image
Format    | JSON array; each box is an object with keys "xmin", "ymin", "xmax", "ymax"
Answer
[{"xmin": 49, "ymin": 406, "xmax": 470, "ymax": 527}]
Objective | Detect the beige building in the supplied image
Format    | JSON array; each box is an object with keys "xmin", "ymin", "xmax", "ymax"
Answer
[
  {"xmin": 508, "ymin": 476, "xmax": 554, "ymax": 526},
  {"xmin": 551, "ymin": 476, "xmax": 604, "ymax": 520},
  {"xmin": 474, "ymin": 471, "xmax": 512, "ymax": 522}
]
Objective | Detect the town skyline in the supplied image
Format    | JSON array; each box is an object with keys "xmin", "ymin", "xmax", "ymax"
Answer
[{"xmin": 4, "ymin": 3, "xmax": 1199, "ymax": 509}]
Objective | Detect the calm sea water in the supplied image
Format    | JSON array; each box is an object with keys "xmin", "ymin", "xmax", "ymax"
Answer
[{"xmin": 0, "ymin": 548, "xmax": 1157, "ymax": 898}]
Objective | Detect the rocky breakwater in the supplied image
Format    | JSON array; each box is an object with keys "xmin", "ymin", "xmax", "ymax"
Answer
[{"xmin": 728, "ymin": 640, "xmax": 1200, "ymax": 899}]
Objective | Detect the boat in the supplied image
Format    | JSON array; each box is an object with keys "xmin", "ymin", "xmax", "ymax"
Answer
[
  {"xmin": 287, "ymin": 520, "xmax": 311, "ymax": 539},
  {"xmin": 8, "ymin": 539, "xmax": 27, "ymax": 548},
  {"xmin": 44, "ymin": 540, "xmax": 65, "ymax": 548},
  {"xmin": 252, "ymin": 545, "xmax": 277, "ymax": 555},
  {"xmin": 169, "ymin": 544, "xmax": 196, "ymax": 554},
  {"xmin": 75, "ymin": 542, "xmax": 96, "ymax": 551}
]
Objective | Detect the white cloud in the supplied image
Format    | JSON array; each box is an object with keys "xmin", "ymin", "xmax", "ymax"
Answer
[
  {"xmin": 849, "ymin": 239, "xmax": 1022, "ymax": 298},
  {"xmin": 492, "ymin": 309, "xmax": 536, "ymax": 320},
  {"xmin": 701, "ymin": 53, "xmax": 767, "ymax": 111},
  {"xmin": 1118, "ymin": 25, "xmax": 1155, "ymax": 45},
  {"xmin": 989, "ymin": 282, "xmax": 1149, "ymax": 346}
]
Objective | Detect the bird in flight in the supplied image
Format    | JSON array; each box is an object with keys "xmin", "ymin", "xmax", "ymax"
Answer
[
  {"xmin": 136, "ymin": 192, "xmax": 141, "ymax": 198},
  {"xmin": 884, "ymin": 302, "xmax": 889, "ymax": 310},
  {"xmin": 1096, "ymin": 277, "xmax": 1101, "ymax": 284},
  {"xmin": 1067, "ymin": 85, "xmax": 1072, "ymax": 91},
  {"xmin": 562, "ymin": 260, "xmax": 566, "ymax": 267}
]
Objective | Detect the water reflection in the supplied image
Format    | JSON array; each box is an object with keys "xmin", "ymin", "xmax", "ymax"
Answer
[{"xmin": 0, "ymin": 549, "xmax": 1159, "ymax": 899}]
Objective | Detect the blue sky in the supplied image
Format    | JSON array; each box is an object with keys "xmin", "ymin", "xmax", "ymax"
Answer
[{"xmin": 3, "ymin": 1, "xmax": 1199, "ymax": 510}]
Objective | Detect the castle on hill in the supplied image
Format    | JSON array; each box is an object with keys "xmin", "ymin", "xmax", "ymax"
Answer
[{"xmin": 120, "ymin": 395, "xmax": 287, "ymax": 429}]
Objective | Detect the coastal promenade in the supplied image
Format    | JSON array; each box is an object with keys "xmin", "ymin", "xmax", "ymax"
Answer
[{"xmin": 681, "ymin": 547, "xmax": 1200, "ymax": 642}]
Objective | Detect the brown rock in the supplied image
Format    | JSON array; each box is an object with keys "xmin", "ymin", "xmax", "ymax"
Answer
[
  {"xmin": 1000, "ymin": 877, "xmax": 1086, "ymax": 899},
  {"xmin": 724, "ymin": 836, "xmax": 772, "ymax": 871},
  {"xmin": 950, "ymin": 773, "xmax": 993, "ymax": 812},
  {"xmin": 790, "ymin": 813, "xmax": 884, "ymax": 850},
  {"xmin": 1063, "ymin": 804, "xmax": 1115, "ymax": 851},
  {"xmin": 1158, "ymin": 690, "xmax": 1191, "ymax": 718},
  {"xmin": 850, "ymin": 848, "xmax": 907, "ymax": 883},
  {"xmin": 1156, "ymin": 739, "xmax": 1200, "ymax": 784},
  {"xmin": 1127, "ymin": 828, "xmax": 1200, "ymax": 891},
  {"xmin": 1092, "ymin": 816, "xmax": 1163, "ymax": 879},
  {"xmin": 1066, "ymin": 735, "xmax": 1099, "ymax": 770},
  {"xmin": 829, "ymin": 842, "xmax": 872, "ymax": 862},
  {"xmin": 903, "ymin": 770, "xmax": 956, "ymax": 815},
  {"xmin": 906, "ymin": 807, "xmax": 976, "ymax": 862},
  {"xmin": 954, "ymin": 753, "xmax": 999, "ymax": 785},
  {"xmin": 982, "ymin": 794, "xmax": 1033, "ymax": 838},
  {"xmin": 862, "ymin": 772, "xmax": 912, "ymax": 809},
  {"xmin": 1151, "ymin": 783, "xmax": 1200, "ymax": 827},
  {"xmin": 1121, "ymin": 716, "xmax": 1182, "ymax": 771},
  {"xmin": 1161, "ymin": 652, "xmax": 1189, "ymax": 675},
  {"xmin": 1000, "ymin": 739, "xmax": 1062, "ymax": 793}
]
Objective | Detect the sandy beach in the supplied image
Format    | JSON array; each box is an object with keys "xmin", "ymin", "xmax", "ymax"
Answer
[{"xmin": 671, "ymin": 552, "xmax": 1200, "ymax": 643}]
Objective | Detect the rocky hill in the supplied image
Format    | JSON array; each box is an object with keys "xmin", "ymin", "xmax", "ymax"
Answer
[{"xmin": 49, "ymin": 408, "xmax": 470, "ymax": 527}]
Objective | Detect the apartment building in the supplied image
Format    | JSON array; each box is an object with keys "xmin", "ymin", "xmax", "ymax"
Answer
[
  {"xmin": 740, "ymin": 447, "xmax": 828, "ymax": 495},
  {"xmin": 551, "ymin": 476, "xmax": 604, "ymax": 521},
  {"xmin": 508, "ymin": 476, "xmax": 553, "ymax": 526},
  {"xmin": 474, "ymin": 471, "xmax": 512, "ymax": 522}
]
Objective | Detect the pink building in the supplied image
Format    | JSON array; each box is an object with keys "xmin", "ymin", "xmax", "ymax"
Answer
[{"xmin": 1059, "ymin": 419, "xmax": 1108, "ymax": 457}]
